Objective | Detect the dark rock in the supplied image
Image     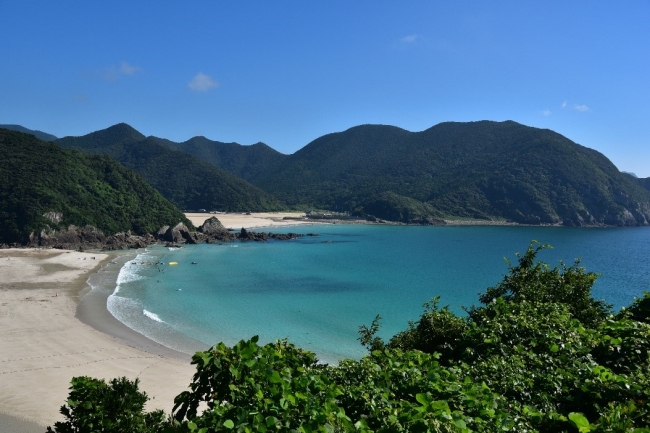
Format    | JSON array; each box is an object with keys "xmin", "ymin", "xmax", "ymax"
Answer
[
  {"xmin": 10, "ymin": 219, "xmax": 314, "ymax": 250},
  {"xmin": 28, "ymin": 225, "xmax": 107, "ymax": 249},
  {"xmin": 239, "ymin": 227, "xmax": 251, "ymax": 240},
  {"xmin": 199, "ymin": 217, "xmax": 228, "ymax": 235},
  {"xmin": 156, "ymin": 225, "xmax": 170, "ymax": 240},
  {"xmin": 164, "ymin": 223, "xmax": 191, "ymax": 243}
]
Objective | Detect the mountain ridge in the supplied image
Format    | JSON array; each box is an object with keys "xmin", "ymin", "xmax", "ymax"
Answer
[
  {"xmin": 156, "ymin": 135, "xmax": 288, "ymax": 181},
  {"xmin": 56, "ymin": 125, "xmax": 284, "ymax": 212},
  {"xmin": 8, "ymin": 120, "xmax": 649, "ymax": 226},
  {"xmin": 0, "ymin": 124, "xmax": 58, "ymax": 141},
  {"xmin": 251, "ymin": 120, "xmax": 650, "ymax": 226}
]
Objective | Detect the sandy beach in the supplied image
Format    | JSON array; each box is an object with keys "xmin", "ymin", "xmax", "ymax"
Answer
[
  {"xmin": 0, "ymin": 213, "xmax": 321, "ymax": 430},
  {"xmin": 185, "ymin": 211, "xmax": 311, "ymax": 230},
  {"xmin": 0, "ymin": 249, "xmax": 196, "ymax": 431}
]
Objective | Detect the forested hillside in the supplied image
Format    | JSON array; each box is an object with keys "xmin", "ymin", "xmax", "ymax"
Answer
[
  {"xmin": 636, "ymin": 177, "xmax": 650, "ymax": 191},
  {"xmin": 0, "ymin": 129, "xmax": 188, "ymax": 244},
  {"xmin": 14, "ymin": 120, "xmax": 648, "ymax": 226},
  {"xmin": 158, "ymin": 136, "xmax": 288, "ymax": 181},
  {"xmin": 56, "ymin": 124, "xmax": 285, "ymax": 212},
  {"xmin": 252, "ymin": 121, "xmax": 650, "ymax": 226}
]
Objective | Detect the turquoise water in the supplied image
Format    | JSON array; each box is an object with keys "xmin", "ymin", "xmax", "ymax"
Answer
[{"xmin": 107, "ymin": 225, "xmax": 650, "ymax": 363}]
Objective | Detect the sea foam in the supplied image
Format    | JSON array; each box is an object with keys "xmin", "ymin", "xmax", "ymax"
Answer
[
  {"xmin": 143, "ymin": 309, "xmax": 164, "ymax": 323},
  {"xmin": 113, "ymin": 253, "xmax": 152, "ymax": 293}
]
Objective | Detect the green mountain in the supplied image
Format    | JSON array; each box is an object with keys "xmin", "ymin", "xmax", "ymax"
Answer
[
  {"xmin": 56, "ymin": 124, "xmax": 284, "ymax": 212},
  {"xmin": 0, "ymin": 129, "xmax": 189, "ymax": 244},
  {"xmin": 157, "ymin": 136, "xmax": 288, "ymax": 181},
  {"xmin": 252, "ymin": 121, "xmax": 650, "ymax": 226},
  {"xmin": 0, "ymin": 124, "xmax": 58, "ymax": 141}
]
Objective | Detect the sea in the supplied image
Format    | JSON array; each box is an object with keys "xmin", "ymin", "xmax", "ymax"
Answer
[{"xmin": 107, "ymin": 225, "xmax": 650, "ymax": 364}]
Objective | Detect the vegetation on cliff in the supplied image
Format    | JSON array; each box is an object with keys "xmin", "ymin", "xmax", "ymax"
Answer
[
  {"xmin": 0, "ymin": 129, "xmax": 189, "ymax": 244},
  {"xmin": 56, "ymin": 124, "xmax": 285, "ymax": 212},
  {"xmin": 48, "ymin": 243, "xmax": 650, "ymax": 432}
]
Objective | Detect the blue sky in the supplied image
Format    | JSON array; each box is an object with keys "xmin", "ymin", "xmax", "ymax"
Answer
[{"xmin": 1, "ymin": 1, "xmax": 649, "ymax": 176}]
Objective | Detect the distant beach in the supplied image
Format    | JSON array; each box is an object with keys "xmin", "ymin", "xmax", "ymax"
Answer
[
  {"xmin": 184, "ymin": 211, "xmax": 310, "ymax": 229},
  {"xmin": 184, "ymin": 211, "xmax": 527, "ymax": 230}
]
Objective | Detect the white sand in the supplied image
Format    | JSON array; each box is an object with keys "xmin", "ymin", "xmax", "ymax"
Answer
[
  {"xmin": 185, "ymin": 212, "xmax": 310, "ymax": 230},
  {"xmin": 0, "ymin": 249, "xmax": 195, "ymax": 429}
]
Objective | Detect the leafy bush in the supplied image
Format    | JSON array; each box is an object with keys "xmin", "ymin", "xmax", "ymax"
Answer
[
  {"xmin": 470, "ymin": 242, "xmax": 610, "ymax": 328},
  {"xmin": 46, "ymin": 377, "xmax": 165, "ymax": 433},
  {"xmin": 620, "ymin": 291, "xmax": 650, "ymax": 324}
]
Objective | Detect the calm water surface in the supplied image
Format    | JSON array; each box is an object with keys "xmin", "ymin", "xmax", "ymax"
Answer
[{"xmin": 107, "ymin": 225, "xmax": 650, "ymax": 363}]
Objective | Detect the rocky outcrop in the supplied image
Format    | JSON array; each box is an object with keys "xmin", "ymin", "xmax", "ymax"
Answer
[
  {"xmin": 12, "ymin": 216, "xmax": 314, "ymax": 250},
  {"xmin": 27, "ymin": 225, "xmax": 107, "ymax": 249},
  {"xmin": 238, "ymin": 227, "xmax": 306, "ymax": 242},
  {"xmin": 24, "ymin": 224, "xmax": 162, "ymax": 250},
  {"xmin": 199, "ymin": 217, "xmax": 228, "ymax": 235},
  {"xmin": 199, "ymin": 217, "xmax": 234, "ymax": 242},
  {"xmin": 103, "ymin": 232, "xmax": 157, "ymax": 250},
  {"xmin": 161, "ymin": 223, "xmax": 191, "ymax": 243},
  {"xmin": 410, "ymin": 217, "xmax": 447, "ymax": 226}
]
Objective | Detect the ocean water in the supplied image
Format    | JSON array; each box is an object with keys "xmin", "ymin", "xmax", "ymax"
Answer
[{"xmin": 107, "ymin": 225, "xmax": 650, "ymax": 363}]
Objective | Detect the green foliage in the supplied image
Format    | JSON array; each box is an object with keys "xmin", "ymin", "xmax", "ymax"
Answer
[
  {"xmin": 388, "ymin": 297, "xmax": 467, "ymax": 362},
  {"xmin": 172, "ymin": 336, "xmax": 349, "ymax": 432},
  {"xmin": 331, "ymin": 348, "xmax": 518, "ymax": 432},
  {"xmin": 620, "ymin": 291, "xmax": 650, "ymax": 324},
  {"xmin": 56, "ymin": 124, "xmax": 285, "ymax": 212},
  {"xmin": 358, "ymin": 314, "xmax": 385, "ymax": 352},
  {"xmin": 471, "ymin": 242, "xmax": 610, "ymax": 327},
  {"xmin": 363, "ymin": 242, "xmax": 650, "ymax": 430},
  {"xmin": 0, "ymin": 129, "xmax": 189, "ymax": 243},
  {"xmin": 356, "ymin": 192, "xmax": 443, "ymax": 224},
  {"xmin": 46, "ymin": 376, "xmax": 166, "ymax": 433}
]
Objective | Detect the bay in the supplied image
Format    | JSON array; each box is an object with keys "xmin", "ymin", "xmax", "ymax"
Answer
[{"xmin": 107, "ymin": 225, "xmax": 650, "ymax": 363}]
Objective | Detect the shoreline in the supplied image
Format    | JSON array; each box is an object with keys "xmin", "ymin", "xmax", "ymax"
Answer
[
  {"xmin": 76, "ymin": 250, "xmax": 201, "ymax": 362},
  {"xmin": 184, "ymin": 211, "xmax": 523, "ymax": 231},
  {"xmin": 0, "ymin": 249, "xmax": 196, "ymax": 428}
]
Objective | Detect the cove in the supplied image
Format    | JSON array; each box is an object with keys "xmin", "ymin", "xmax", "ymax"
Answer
[{"xmin": 107, "ymin": 225, "xmax": 650, "ymax": 363}]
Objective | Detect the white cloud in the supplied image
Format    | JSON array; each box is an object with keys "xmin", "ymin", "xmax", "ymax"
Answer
[
  {"xmin": 400, "ymin": 34, "xmax": 418, "ymax": 43},
  {"xmin": 561, "ymin": 100, "xmax": 567, "ymax": 108},
  {"xmin": 99, "ymin": 67, "xmax": 119, "ymax": 82},
  {"xmin": 120, "ymin": 61, "xmax": 143, "ymax": 76},
  {"xmin": 542, "ymin": 109, "xmax": 551, "ymax": 116},
  {"xmin": 574, "ymin": 104, "xmax": 589, "ymax": 112},
  {"xmin": 98, "ymin": 61, "xmax": 143, "ymax": 82},
  {"xmin": 188, "ymin": 72, "xmax": 219, "ymax": 91}
]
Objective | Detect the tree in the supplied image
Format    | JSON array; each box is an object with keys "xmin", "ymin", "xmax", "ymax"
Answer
[
  {"xmin": 46, "ymin": 376, "xmax": 165, "ymax": 433},
  {"xmin": 470, "ymin": 241, "xmax": 610, "ymax": 327}
]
